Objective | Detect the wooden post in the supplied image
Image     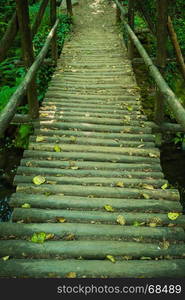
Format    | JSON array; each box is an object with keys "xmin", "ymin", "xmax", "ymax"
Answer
[
  {"xmin": 32, "ymin": 0, "xmax": 49, "ymax": 38},
  {"xmin": 15, "ymin": 0, "xmax": 39, "ymax": 119},
  {"xmin": 50, "ymin": 0, "xmax": 58, "ymax": 63},
  {"xmin": 154, "ymin": 0, "xmax": 168, "ymax": 124},
  {"xmin": 168, "ymin": 16, "xmax": 185, "ymax": 84},
  {"xmin": 116, "ymin": 0, "xmax": 121, "ymax": 23},
  {"xmin": 0, "ymin": 12, "xmax": 19, "ymax": 63},
  {"xmin": 66, "ymin": 0, "xmax": 73, "ymax": 16},
  {"xmin": 128, "ymin": 0, "xmax": 135, "ymax": 60}
]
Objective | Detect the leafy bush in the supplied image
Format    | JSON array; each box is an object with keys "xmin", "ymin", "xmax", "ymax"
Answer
[{"xmin": 0, "ymin": 2, "xmax": 72, "ymax": 113}]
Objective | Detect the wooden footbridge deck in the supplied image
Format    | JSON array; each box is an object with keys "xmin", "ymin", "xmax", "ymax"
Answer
[{"xmin": 0, "ymin": 0, "xmax": 185, "ymax": 278}]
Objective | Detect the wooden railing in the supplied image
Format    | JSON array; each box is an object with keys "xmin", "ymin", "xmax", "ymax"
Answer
[
  {"xmin": 0, "ymin": 0, "xmax": 73, "ymax": 136},
  {"xmin": 115, "ymin": 0, "xmax": 185, "ymax": 132}
]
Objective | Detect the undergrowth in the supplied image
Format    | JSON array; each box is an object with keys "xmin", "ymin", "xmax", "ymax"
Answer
[{"xmin": 0, "ymin": 2, "xmax": 72, "ymax": 148}]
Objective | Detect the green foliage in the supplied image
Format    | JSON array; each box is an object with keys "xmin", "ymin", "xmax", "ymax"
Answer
[
  {"xmin": 30, "ymin": 232, "xmax": 47, "ymax": 244},
  {"xmin": 134, "ymin": 15, "xmax": 146, "ymax": 29},
  {"xmin": 173, "ymin": 132, "xmax": 184, "ymax": 145},
  {"xmin": 0, "ymin": 86, "xmax": 16, "ymax": 111},
  {"xmin": 0, "ymin": 0, "xmax": 15, "ymax": 37},
  {"xmin": 14, "ymin": 125, "xmax": 33, "ymax": 149}
]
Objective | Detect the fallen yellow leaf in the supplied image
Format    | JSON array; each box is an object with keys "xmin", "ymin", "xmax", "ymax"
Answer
[
  {"xmin": 159, "ymin": 240, "xmax": 170, "ymax": 250},
  {"xmin": 66, "ymin": 272, "xmax": 77, "ymax": 278},
  {"xmin": 148, "ymin": 222, "xmax": 157, "ymax": 227},
  {"xmin": 106, "ymin": 255, "xmax": 116, "ymax": 263},
  {"xmin": 45, "ymin": 233, "xmax": 54, "ymax": 240},
  {"xmin": 104, "ymin": 205, "xmax": 114, "ymax": 212},
  {"xmin": 36, "ymin": 136, "xmax": 45, "ymax": 142},
  {"xmin": 116, "ymin": 215, "xmax": 126, "ymax": 225},
  {"xmin": 1, "ymin": 256, "xmax": 9, "ymax": 261},
  {"xmin": 54, "ymin": 145, "xmax": 62, "ymax": 152},
  {"xmin": 57, "ymin": 218, "xmax": 66, "ymax": 223},
  {"xmin": 64, "ymin": 234, "xmax": 75, "ymax": 240},
  {"xmin": 167, "ymin": 212, "xmax": 180, "ymax": 220},
  {"xmin": 127, "ymin": 106, "xmax": 133, "ymax": 111},
  {"xmin": 133, "ymin": 221, "xmax": 145, "ymax": 227},
  {"xmin": 115, "ymin": 181, "xmax": 124, "ymax": 188},
  {"xmin": 40, "ymin": 113, "xmax": 48, "ymax": 117},
  {"xmin": 122, "ymin": 256, "xmax": 132, "ymax": 260},
  {"xmin": 142, "ymin": 193, "xmax": 150, "ymax": 199},
  {"xmin": 149, "ymin": 153, "xmax": 158, "ymax": 158},
  {"xmin": 32, "ymin": 175, "xmax": 46, "ymax": 185},
  {"xmin": 161, "ymin": 183, "xmax": 168, "ymax": 190},
  {"xmin": 21, "ymin": 203, "xmax": 31, "ymax": 208},
  {"xmin": 142, "ymin": 184, "xmax": 154, "ymax": 190}
]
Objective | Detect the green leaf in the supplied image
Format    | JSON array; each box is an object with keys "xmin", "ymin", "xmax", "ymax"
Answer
[
  {"xmin": 54, "ymin": 145, "xmax": 62, "ymax": 152},
  {"xmin": 127, "ymin": 106, "xmax": 133, "ymax": 111},
  {"xmin": 133, "ymin": 221, "xmax": 145, "ymax": 227},
  {"xmin": 104, "ymin": 205, "xmax": 114, "ymax": 212},
  {"xmin": 167, "ymin": 212, "xmax": 180, "ymax": 220},
  {"xmin": 161, "ymin": 183, "xmax": 168, "ymax": 190},
  {"xmin": 1, "ymin": 256, "xmax": 9, "ymax": 261},
  {"xmin": 21, "ymin": 203, "xmax": 31, "ymax": 208},
  {"xmin": 30, "ymin": 232, "xmax": 47, "ymax": 243},
  {"xmin": 32, "ymin": 175, "xmax": 46, "ymax": 185},
  {"xmin": 106, "ymin": 255, "xmax": 116, "ymax": 263}
]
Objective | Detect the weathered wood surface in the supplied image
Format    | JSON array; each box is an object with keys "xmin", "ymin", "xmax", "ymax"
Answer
[{"xmin": 0, "ymin": 0, "xmax": 185, "ymax": 278}]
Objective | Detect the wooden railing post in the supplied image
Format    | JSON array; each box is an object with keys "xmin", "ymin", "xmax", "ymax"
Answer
[
  {"xmin": 116, "ymin": 0, "xmax": 121, "ymax": 23},
  {"xmin": 168, "ymin": 16, "xmax": 185, "ymax": 84},
  {"xmin": 0, "ymin": 12, "xmax": 19, "ymax": 63},
  {"xmin": 15, "ymin": 0, "xmax": 39, "ymax": 119},
  {"xmin": 32, "ymin": 0, "xmax": 49, "ymax": 38},
  {"xmin": 154, "ymin": 0, "xmax": 168, "ymax": 124},
  {"xmin": 50, "ymin": 0, "xmax": 58, "ymax": 63},
  {"xmin": 128, "ymin": 0, "xmax": 135, "ymax": 60},
  {"xmin": 66, "ymin": 0, "xmax": 73, "ymax": 16}
]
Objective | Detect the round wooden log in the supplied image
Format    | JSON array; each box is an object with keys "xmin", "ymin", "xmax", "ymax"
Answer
[
  {"xmin": 17, "ymin": 165, "xmax": 162, "ymax": 179},
  {"xmin": 20, "ymin": 158, "xmax": 162, "ymax": 172},
  {"xmin": 14, "ymin": 174, "xmax": 167, "ymax": 188},
  {"xmin": 10, "ymin": 193, "xmax": 182, "ymax": 211},
  {"xmin": 15, "ymin": 183, "xmax": 180, "ymax": 201},
  {"xmin": 0, "ymin": 222, "xmax": 184, "ymax": 240},
  {"xmin": 34, "ymin": 128, "xmax": 154, "ymax": 142},
  {"xmin": 23, "ymin": 150, "xmax": 159, "ymax": 164},
  {"xmin": 0, "ymin": 240, "xmax": 184, "ymax": 259},
  {"xmin": 12, "ymin": 208, "xmax": 185, "ymax": 226}
]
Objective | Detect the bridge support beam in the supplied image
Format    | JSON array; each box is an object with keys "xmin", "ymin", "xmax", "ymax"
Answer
[
  {"xmin": 154, "ymin": 0, "xmax": 168, "ymax": 125},
  {"xmin": 15, "ymin": 0, "xmax": 39, "ymax": 119},
  {"xmin": 128, "ymin": 0, "xmax": 135, "ymax": 60},
  {"xmin": 50, "ymin": 0, "xmax": 58, "ymax": 63}
]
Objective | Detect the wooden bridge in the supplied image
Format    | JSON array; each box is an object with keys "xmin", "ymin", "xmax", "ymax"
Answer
[{"xmin": 0, "ymin": 0, "xmax": 185, "ymax": 278}]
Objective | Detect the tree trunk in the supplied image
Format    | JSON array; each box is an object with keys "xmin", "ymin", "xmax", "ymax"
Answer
[{"xmin": 15, "ymin": 0, "xmax": 39, "ymax": 119}]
